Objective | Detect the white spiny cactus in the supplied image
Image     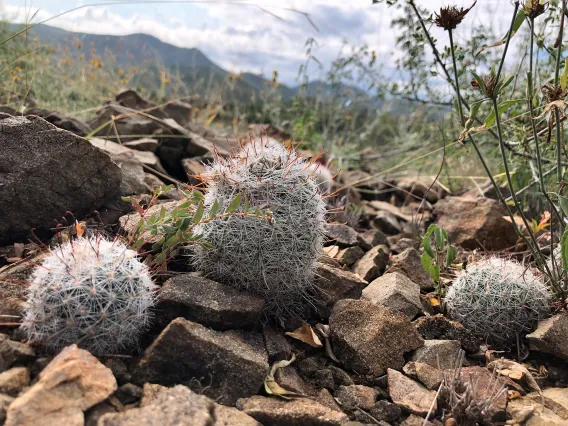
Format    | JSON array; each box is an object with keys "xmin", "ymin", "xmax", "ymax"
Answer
[
  {"xmin": 22, "ymin": 237, "xmax": 157, "ymax": 354},
  {"xmin": 444, "ymin": 257, "xmax": 551, "ymax": 347},
  {"xmin": 194, "ymin": 137, "xmax": 327, "ymax": 318}
]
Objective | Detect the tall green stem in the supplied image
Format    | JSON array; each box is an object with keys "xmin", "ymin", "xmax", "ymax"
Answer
[
  {"xmin": 555, "ymin": 0, "xmax": 566, "ymax": 206},
  {"xmin": 449, "ymin": 29, "xmax": 465, "ymax": 126}
]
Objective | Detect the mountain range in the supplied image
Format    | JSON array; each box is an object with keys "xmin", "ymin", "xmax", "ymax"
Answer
[{"xmin": 13, "ymin": 23, "xmax": 365, "ymax": 102}]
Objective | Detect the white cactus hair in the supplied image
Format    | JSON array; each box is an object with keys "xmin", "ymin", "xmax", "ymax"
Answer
[
  {"xmin": 444, "ymin": 257, "xmax": 551, "ymax": 347},
  {"xmin": 194, "ymin": 136, "xmax": 327, "ymax": 318},
  {"xmin": 22, "ymin": 236, "xmax": 157, "ymax": 355}
]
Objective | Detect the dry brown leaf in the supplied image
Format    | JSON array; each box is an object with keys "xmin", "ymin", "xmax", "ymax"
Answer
[
  {"xmin": 286, "ymin": 323, "xmax": 323, "ymax": 348},
  {"xmin": 264, "ymin": 354, "xmax": 307, "ymax": 400},
  {"xmin": 488, "ymin": 359, "xmax": 544, "ymax": 405},
  {"xmin": 428, "ymin": 296, "xmax": 440, "ymax": 307},
  {"xmin": 508, "ymin": 390, "xmax": 522, "ymax": 400},
  {"xmin": 533, "ymin": 100, "xmax": 568, "ymax": 119},
  {"xmin": 76, "ymin": 221, "xmax": 86, "ymax": 238}
]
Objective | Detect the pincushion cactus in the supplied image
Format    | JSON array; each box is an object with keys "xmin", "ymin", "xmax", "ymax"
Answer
[
  {"xmin": 444, "ymin": 257, "xmax": 550, "ymax": 347},
  {"xmin": 194, "ymin": 137, "xmax": 327, "ymax": 318},
  {"xmin": 22, "ymin": 237, "xmax": 157, "ymax": 355}
]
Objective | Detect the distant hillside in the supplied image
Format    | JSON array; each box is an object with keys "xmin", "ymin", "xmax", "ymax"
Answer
[{"xmin": 10, "ymin": 23, "xmax": 369, "ymax": 103}]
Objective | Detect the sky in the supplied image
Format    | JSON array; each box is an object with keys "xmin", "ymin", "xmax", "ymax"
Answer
[{"xmin": 1, "ymin": 0, "xmax": 512, "ymax": 86}]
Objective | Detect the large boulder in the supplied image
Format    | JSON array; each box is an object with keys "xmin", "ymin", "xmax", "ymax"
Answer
[
  {"xmin": 433, "ymin": 196, "xmax": 517, "ymax": 250},
  {"xmin": 5, "ymin": 345, "xmax": 117, "ymax": 426},
  {"xmin": 329, "ymin": 299, "xmax": 423, "ymax": 376},
  {"xmin": 0, "ymin": 114, "xmax": 121, "ymax": 244},
  {"xmin": 133, "ymin": 318, "xmax": 268, "ymax": 405}
]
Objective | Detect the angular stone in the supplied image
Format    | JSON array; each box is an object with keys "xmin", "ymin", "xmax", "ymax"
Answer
[
  {"xmin": 373, "ymin": 211, "xmax": 401, "ymax": 235},
  {"xmin": 460, "ymin": 366, "xmax": 508, "ymax": 421},
  {"xmin": 162, "ymin": 100, "xmax": 193, "ymax": 126},
  {"xmin": 329, "ymin": 299, "xmax": 423, "ymax": 375},
  {"xmin": 508, "ymin": 394, "xmax": 566, "ymax": 425},
  {"xmin": 336, "ymin": 246, "xmax": 365, "ymax": 267},
  {"xmin": 90, "ymin": 138, "xmax": 168, "ymax": 175},
  {"xmin": 325, "ymin": 223, "xmax": 359, "ymax": 247},
  {"xmin": 0, "ymin": 334, "xmax": 35, "ymax": 373},
  {"xmin": 433, "ymin": 196, "xmax": 517, "ymax": 250},
  {"xmin": 0, "ymin": 115, "xmax": 121, "ymax": 244},
  {"xmin": 527, "ymin": 313, "xmax": 568, "ymax": 361},
  {"xmin": 27, "ymin": 108, "xmax": 92, "ymax": 136},
  {"xmin": 157, "ymin": 273, "xmax": 265, "ymax": 330},
  {"xmin": 5, "ymin": 345, "xmax": 117, "ymax": 426},
  {"xmin": 237, "ymin": 395, "xmax": 348, "ymax": 425},
  {"xmin": 114, "ymin": 383, "xmax": 142, "ymax": 405},
  {"xmin": 262, "ymin": 327, "xmax": 292, "ymax": 364},
  {"xmin": 403, "ymin": 362, "xmax": 443, "ymax": 390},
  {"xmin": 98, "ymin": 385, "xmax": 260, "ymax": 426},
  {"xmin": 0, "ymin": 394, "xmax": 14, "ymax": 425},
  {"xmin": 181, "ymin": 157, "xmax": 207, "ymax": 184},
  {"xmin": 335, "ymin": 385, "xmax": 378, "ymax": 410},
  {"xmin": 369, "ymin": 400, "xmax": 401, "ymax": 423},
  {"xmin": 88, "ymin": 104, "xmax": 160, "ymax": 142},
  {"xmin": 393, "ymin": 177, "xmax": 448, "ymax": 204},
  {"xmin": 123, "ymin": 138, "xmax": 159, "ymax": 152},
  {"xmin": 414, "ymin": 314, "xmax": 480, "ymax": 354},
  {"xmin": 357, "ymin": 229, "xmax": 389, "ymax": 251},
  {"xmin": 313, "ymin": 263, "xmax": 368, "ymax": 318},
  {"xmin": 115, "ymin": 88, "xmax": 156, "ymax": 112},
  {"xmin": 387, "ymin": 248, "xmax": 434, "ymax": 290},
  {"xmin": 387, "ymin": 369, "xmax": 437, "ymax": 415},
  {"xmin": 351, "ymin": 245, "xmax": 389, "ymax": 282},
  {"xmin": 410, "ymin": 340, "xmax": 461, "ymax": 370},
  {"xmin": 0, "ymin": 367, "xmax": 30, "ymax": 396},
  {"xmin": 133, "ymin": 318, "xmax": 268, "ymax": 405},
  {"xmin": 389, "ymin": 237, "xmax": 418, "ymax": 254},
  {"xmin": 363, "ymin": 272, "xmax": 422, "ymax": 319}
]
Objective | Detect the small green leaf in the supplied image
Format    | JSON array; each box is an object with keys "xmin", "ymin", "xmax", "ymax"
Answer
[
  {"xmin": 561, "ymin": 58, "xmax": 568, "ymax": 90},
  {"xmin": 431, "ymin": 265, "xmax": 440, "ymax": 282},
  {"xmin": 209, "ymin": 200, "xmax": 220, "ymax": 218},
  {"xmin": 446, "ymin": 245, "xmax": 457, "ymax": 267},
  {"xmin": 151, "ymin": 236, "xmax": 165, "ymax": 251},
  {"xmin": 561, "ymin": 228, "xmax": 568, "ymax": 271},
  {"xmin": 422, "ymin": 236, "xmax": 435, "ymax": 258},
  {"xmin": 484, "ymin": 99, "xmax": 521, "ymax": 127},
  {"xmin": 421, "ymin": 252, "xmax": 433, "ymax": 274},
  {"xmin": 559, "ymin": 195, "xmax": 568, "ymax": 217},
  {"xmin": 471, "ymin": 71, "xmax": 486, "ymax": 93},
  {"xmin": 434, "ymin": 227, "xmax": 445, "ymax": 251},
  {"xmin": 193, "ymin": 201, "xmax": 204, "ymax": 223},
  {"xmin": 226, "ymin": 193, "xmax": 241, "ymax": 214}
]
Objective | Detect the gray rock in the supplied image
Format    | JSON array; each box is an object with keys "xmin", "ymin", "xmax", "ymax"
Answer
[
  {"xmin": 133, "ymin": 318, "xmax": 268, "ymax": 405},
  {"xmin": 413, "ymin": 314, "xmax": 480, "ymax": 354},
  {"xmin": 433, "ymin": 196, "xmax": 517, "ymax": 251},
  {"xmin": 0, "ymin": 115, "xmax": 121, "ymax": 244},
  {"xmin": 410, "ymin": 340, "xmax": 461, "ymax": 369},
  {"xmin": 387, "ymin": 248, "xmax": 434, "ymax": 290},
  {"xmin": 114, "ymin": 383, "xmax": 142, "ymax": 405},
  {"xmin": 357, "ymin": 229, "xmax": 389, "ymax": 251},
  {"xmin": 325, "ymin": 223, "xmax": 360, "ymax": 247},
  {"xmin": 27, "ymin": 108, "xmax": 92, "ymax": 136},
  {"xmin": 373, "ymin": 211, "xmax": 401, "ymax": 235},
  {"xmin": 90, "ymin": 138, "xmax": 168, "ymax": 175},
  {"xmin": 527, "ymin": 313, "xmax": 568, "ymax": 360},
  {"xmin": 237, "ymin": 395, "xmax": 348, "ymax": 426},
  {"xmin": 98, "ymin": 385, "xmax": 260, "ymax": 426},
  {"xmin": 403, "ymin": 362, "xmax": 443, "ymax": 390},
  {"xmin": 181, "ymin": 157, "xmax": 207, "ymax": 184},
  {"xmin": 0, "ymin": 334, "xmax": 35, "ymax": 373},
  {"xmin": 88, "ymin": 104, "xmax": 160, "ymax": 141},
  {"xmin": 335, "ymin": 385, "xmax": 378, "ymax": 410},
  {"xmin": 369, "ymin": 400, "xmax": 401, "ymax": 423},
  {"xmin": 351, "ymin": 245, "xmax": 390, "ymax": 282},
  {"xmin": 313, "ymin": 263, "xmax": 368, "ymax": 318},
  {"xmin": 157, "ymin": 273, "xmax": 265, "ymax": 330},
  {"xmin": 262, "ymin": 327, "xmax": 292, "ymax": 364},
  {"xmin": 123, "ymin": 138, "xmax": 159, "ymax": 152},
  {"xmin": 162, "ymin": 101, "xmax": 193, "ymax": 126},
  {"xmin": 363, "ymin": 271, "xmax": 422, "ymax": 319},
  {"xmin": 336, "ymin": 246, "xmax": 365, "ymax": 267},
  {"xmin": 329, "ymin": 299, "xmax": 423, "ymax": 375},
  {"xmin": 389, "ymin": 237, "xmax": 418, "ymax": 254},
  {"xmin": 0, "ymin": 394, "xmax": 14, "ymax": 425},
  {"xmin": 387, "ymin": 368, "xmax": 436, "ymax": 416},
  {"xmin": 0, "ymin": 367, "xmax": 30, "ymax": 396}
]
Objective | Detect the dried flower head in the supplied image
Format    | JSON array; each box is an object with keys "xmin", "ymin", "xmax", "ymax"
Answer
[
  {"xmin": 472, "ymin": 74, "xmax": 498, "ymax": 98},
  {"xmin": 542, "ymin": 84, "xmax": 568, "ymax": 102},
  {"xmin": 523, "ymin": 0, "xmax": 548, "ymax": 19},
  {"xmin": 434, "ymin": 1, "xmax": 477, "ymax": 31}
]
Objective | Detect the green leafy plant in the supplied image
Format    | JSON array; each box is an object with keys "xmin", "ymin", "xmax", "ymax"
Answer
[
  {"xmin": 124, "ymin": 185, "xmax": 271, "ymax": 269},
  {"xmin": 420, "ymin": 224, "xmax": 457, "ymax": 296}
]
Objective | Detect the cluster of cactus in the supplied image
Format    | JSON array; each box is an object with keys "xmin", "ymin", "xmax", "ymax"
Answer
[
  {"xmin": 194, "ymin": 137, "xmax": 327, "ymax": 318},
  {"xmin": 444, "ymin": 257, "xmax": 551, "ymax": 347},
  {"xmin": 22, "ymin": 236, "xmax": 157, "ymax": 355}
]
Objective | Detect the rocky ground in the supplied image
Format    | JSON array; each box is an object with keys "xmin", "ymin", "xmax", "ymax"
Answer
[{"xmin": 0, "ymin": 90, "xmax": 567, "ymax": 426}]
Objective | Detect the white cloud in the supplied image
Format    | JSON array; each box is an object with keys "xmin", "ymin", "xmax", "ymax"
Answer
[{"xmin": 1, "ymin": 0, "xmax": 514, "ymax": 85}]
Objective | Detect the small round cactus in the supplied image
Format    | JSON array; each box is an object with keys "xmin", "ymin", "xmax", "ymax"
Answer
[
  {"xmin": 194, "ymin": 137, "xmax": 327, "ymax": 318},
  {"xmin": 444, "ymin": 257, "xmax": 550, "ymax": 347},
  {"xmin": 22, "ymin": 237, "xmax": 157, "ymax": 355}
]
